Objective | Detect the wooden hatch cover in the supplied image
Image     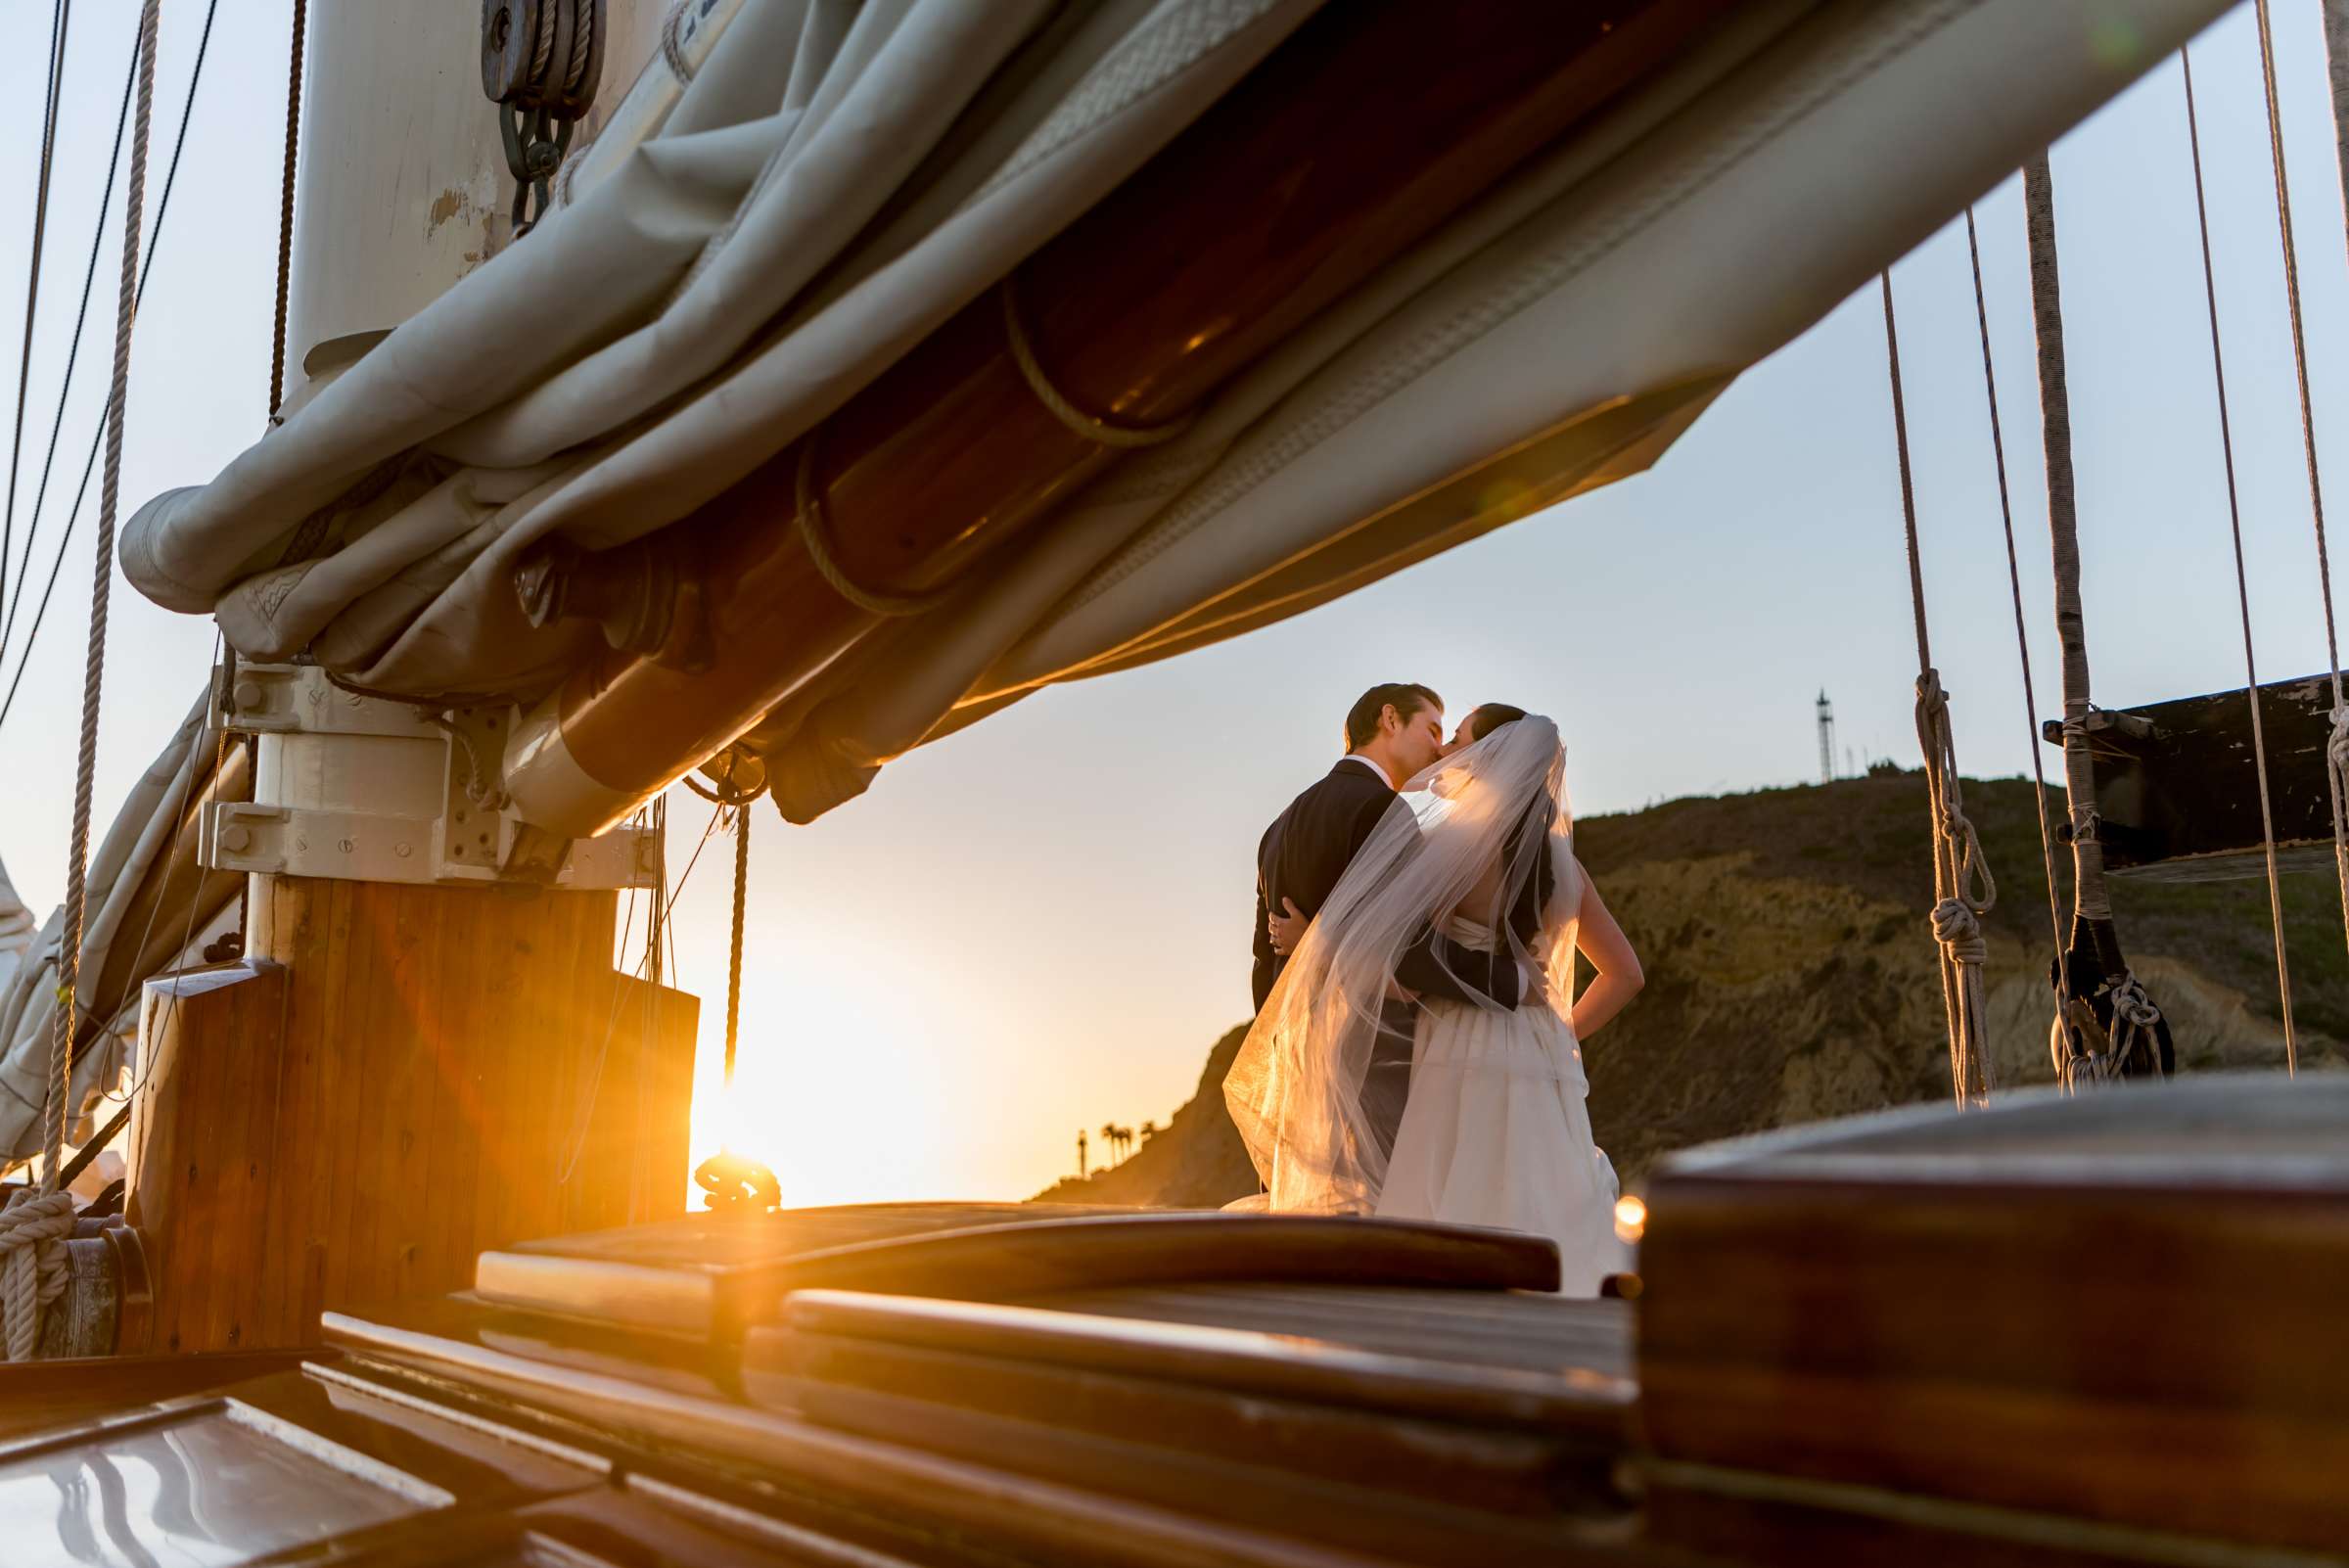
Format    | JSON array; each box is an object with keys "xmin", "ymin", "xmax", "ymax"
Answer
[
  {"xmin": 2042, "ymin": 671, "xmax": 2344, "ymax": 882},
  {"xmin": 473, "ymin": 1203, "xmax": 1560, "ymax": 1339},
  {"xmin": 1638, "ymin": 1072, "xmax": 2349, "ymax": 1562},
  {"xmin": 749, "ymin": 1286, "xmax": 1636, "ymax": 1565}
]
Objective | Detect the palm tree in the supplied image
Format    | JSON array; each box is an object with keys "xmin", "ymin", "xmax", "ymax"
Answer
[{"xmin": 1137, "ymin": 1121, "xmax": 1159, "ymax": 1143}]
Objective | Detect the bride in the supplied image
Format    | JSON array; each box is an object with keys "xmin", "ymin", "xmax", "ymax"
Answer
[{"xmin": 1223, "ymin": 705, "xmax": 1642, "ymax": 1295}]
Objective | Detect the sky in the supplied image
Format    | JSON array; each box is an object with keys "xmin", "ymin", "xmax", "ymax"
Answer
[{"xmin": 3, "ymin": 3, "xmax": 2348, "ymax": 1208}]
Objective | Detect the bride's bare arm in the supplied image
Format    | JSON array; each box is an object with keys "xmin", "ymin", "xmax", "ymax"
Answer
[{"xmin": 1567, "ymin": 874, "xmax": 1642, "ymax": 1039}]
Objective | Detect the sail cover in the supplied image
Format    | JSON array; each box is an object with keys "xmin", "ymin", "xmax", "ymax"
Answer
[{"xmin": 117, "ymin": 0, "xmax": 2229, "ymax": 822}]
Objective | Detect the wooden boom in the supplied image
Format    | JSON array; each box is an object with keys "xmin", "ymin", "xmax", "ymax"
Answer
[{"xmin": 507, "ymin": 0, "xmax": 1738, "ymax": 836}]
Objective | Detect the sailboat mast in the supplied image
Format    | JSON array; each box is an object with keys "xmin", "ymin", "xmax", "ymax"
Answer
[{"xmin": 116, "ymin": 2, "xmax": 695, "ymax": 1357}]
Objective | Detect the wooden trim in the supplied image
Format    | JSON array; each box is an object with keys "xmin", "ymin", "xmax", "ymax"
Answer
[
  {"xmin": 763, "ymin": 1289, "xmax": 1631, "ymax": 1432},
  {"xmin": 1639, "ymin": 1355, "xmax": 2349, "ymax": 1556},
  {"xmin": 777, "ymin": 1371, "xmax": 1630, "ymax": 1567},
  {"xmin": 477, "ymin": 1213, "xmax": 1559, "ymax": 1339},
  {"xmin": 322, "ymin": 1311, "xmax": 1418, "ymax": 1568}
]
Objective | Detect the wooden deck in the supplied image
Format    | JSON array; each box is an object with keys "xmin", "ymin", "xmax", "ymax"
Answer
[{"xmin": 7, "ymin": 1078, "xmax": 2345, "ymax": 1565}]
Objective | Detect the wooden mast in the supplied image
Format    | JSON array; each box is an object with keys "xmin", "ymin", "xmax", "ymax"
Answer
[{"xmin": 118, "ymin": 0, "xmax": 696, "ymax": 1357}]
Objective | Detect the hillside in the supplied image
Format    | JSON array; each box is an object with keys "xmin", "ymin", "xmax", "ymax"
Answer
[{"xmin": 1036, "ymin": 770, "xmax": 2345, "ymax": 1206}]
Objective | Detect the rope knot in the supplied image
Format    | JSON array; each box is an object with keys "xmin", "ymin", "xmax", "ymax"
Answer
[
  {"xmin": 1930, "ymin": 898, "xmax": 1988, "ymax": 966},
  {"xmin": 2109, "ymin": 973, "xmax": 2162, "ymax": 1029},
  {"xmin": 0, "ymin": 1188, "xmax": 76, "ymax": 1362}
]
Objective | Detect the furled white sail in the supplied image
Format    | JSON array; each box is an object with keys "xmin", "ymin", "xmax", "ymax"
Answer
[{"xmin": 115, "ymin": 0, "xmax": 2228, "ymax": 827}]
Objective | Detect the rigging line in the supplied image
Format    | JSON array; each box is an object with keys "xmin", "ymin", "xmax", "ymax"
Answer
[
  {"xmin": 0, "ymin": 0, "xmax": 220, "ymax": 739},
  {"xmin": 556, "ymin": 797, "xmax": 714, "ymax": 1186},
  {"xmin": 1882, "ymin": 270, "xmax": 1995, "ymax": 1105},
  {"xmin": 98, "ymin": 652, "xmax": 229, "ymax": 1114},
  {"xmin": 48, "ymin": 0, "xmax": 159, "ymax": 1190},
  {"xmin": 2185, "ymin": 48, "xmax": 2298, "ymax": 1075},
  {"xmin": 4, "ymin": 0, "xmax": 73, "ymax": 652},
  {"xmin": 554, "ymin": 816, "xmax": 642, "ymax": 1190},
  {"xmin": 1963, "ymin": 205, "xmax": 2065, "ymax": 974},
  {"xmin": 16, "ymin": 658, "xmax": 231, "ymax": 1199},
  {"xmin": 2252, "ymin": 0, "xmax": 2349, "ymax": 967},
  {"xmin": 0, "ymin": 39, "xmax": 137, "ymax": 668},
  {"xmin": 268, "ymin": 0, "xmax": 304, "ymax": 418},
  {"xmin": 722, "ymin": 800, "xmax": 750, "ymax": 1090}
]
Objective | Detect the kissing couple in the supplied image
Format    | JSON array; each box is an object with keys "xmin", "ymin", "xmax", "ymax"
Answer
[{"xmin": 1225, "ymin": 683, "xmax": 1644, "ymax": 1295}]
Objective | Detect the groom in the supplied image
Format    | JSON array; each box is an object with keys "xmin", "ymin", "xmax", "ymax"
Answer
[{"xmin": 1251, "ymin": 683, "xmax": 1527, "ymax": 1155}]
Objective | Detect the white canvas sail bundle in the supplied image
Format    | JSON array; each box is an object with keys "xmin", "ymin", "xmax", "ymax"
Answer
[{"xmin": 109, "ymin": 0, "xmax": 2224, "ymax": 830}]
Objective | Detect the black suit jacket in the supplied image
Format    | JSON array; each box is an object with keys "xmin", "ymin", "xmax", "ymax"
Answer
[{"xmin": 1251, "ymin": 759, "xmax": 1523, "ymax": 1014}]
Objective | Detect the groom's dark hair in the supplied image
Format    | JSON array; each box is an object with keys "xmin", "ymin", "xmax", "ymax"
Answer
[{"xmin": 1344, "ymin": 682, "xmax": 1442, "ymax": 751}]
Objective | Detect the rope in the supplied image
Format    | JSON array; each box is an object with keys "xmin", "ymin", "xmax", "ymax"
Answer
[
  {"xmin": 2256, "ymin": 0, "xmax": 2349, "ymax": 980},
  {"xmin": 1000, "ymin": 276, "xmax": 1195, "ymax": 449},
  {"xmin": 0, "ymin": 0, "xmax": 220, "ymax": 740},
  {"xmin": 0, "ymin": 37, "xmax": 135, "ymax": 669},
  {"xmin": 2184, "ymin": 48, "xmax": 2297, "ymax": 1075},
  {"xmin": 566, "ymin": 0, "xmax": 596, "ymax": 94},
  {"xmin": 1962, "ymin": 207, "xmax": 2066, "ymax": 970},
  {"xmin": 269, "ymin": 0, "xmax": 305, "ymax": 420},
  {"xmin": 2022, "ymin": 154, "xmax": 2112, "ymax": 926},
  {"xmin": 793, "ymin": 435, "xmax": 956, "ymax": 617},
  {"xmin": 661, "ymin": 0, "xmax": 699, "ymax": 84},
  {"xmin": 3, "ymin": 0, "xmax": 71, "ymax": 650},
  {"xmin": 2024, "ymin": 152, "xmax": 2165, "ymax": 1092},
  {"xmin": 0, "ymin": 1189, "xmax": 73, "ymax": 1362},
  {"xmin": 1881, "ymin": 273, "xmax": 1997, "ymax": 1105},
  {"xmin": 724, "ymin": 802, "xmax": 749, "ymax": 1090},
  {"xmin": 48, "ymin": 0, "xmax": 161, "ymax": 1186},
  {"xmin": 4, "ymin": 0, "xmax": 158, "ymax": 1363}
]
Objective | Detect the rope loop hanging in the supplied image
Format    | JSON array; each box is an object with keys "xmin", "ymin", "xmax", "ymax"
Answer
[
  {"xmin": 1881, "ymin": 272, "xmax": 1998, "ymax": 1105},
  {"xmin": 792, "ymin": 434, "xmax": 959, "ymax": 618},
  {"xmin": 690, "ymin": 779, "xmax": 781, "ymax": 1218},
  {"xmin": 1001, "ymin": 276, "xmax": 1196, "ymax": 450}
]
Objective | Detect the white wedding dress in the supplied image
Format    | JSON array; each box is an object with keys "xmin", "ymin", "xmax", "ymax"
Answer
[
  {"xmin": 1225, "ymin": 714, "xmax": 1630, "ymax": 1296},
  {"xmin": 1373, "ymin": 900, "xmax": 1629, "ymax": 1296}
]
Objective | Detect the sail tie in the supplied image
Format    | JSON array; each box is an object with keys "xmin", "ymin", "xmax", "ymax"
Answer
[
  {"xmin": 793, "ymin": 433, "xmax": 959, "ymax": 618},
  {"xmin": 1001, "ymin": 276, "xmax": 1196, "ymax": 451}
]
